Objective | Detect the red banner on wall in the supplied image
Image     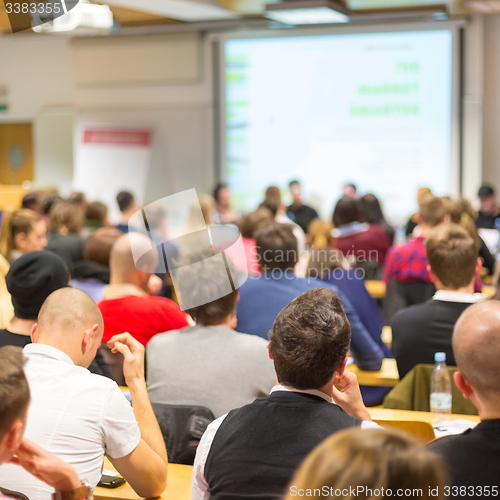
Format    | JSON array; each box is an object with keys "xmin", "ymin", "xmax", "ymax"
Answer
[{"xmin": 83, "ymin": 129, "xmax": 152, "ymax": 146}]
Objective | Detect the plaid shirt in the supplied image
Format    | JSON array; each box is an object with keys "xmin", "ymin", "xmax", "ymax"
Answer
[{"xmin": 383, "ymin": 236, "xmax": 431, "ymax": 283}]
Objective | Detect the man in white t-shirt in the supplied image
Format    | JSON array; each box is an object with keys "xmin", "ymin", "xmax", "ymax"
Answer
[{"xmin": 0, "ymin": 288, "xmax": 168, "ymax": 500}]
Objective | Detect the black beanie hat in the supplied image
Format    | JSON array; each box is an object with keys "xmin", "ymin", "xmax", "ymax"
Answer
[{"xmin": 5, "ymin": 251, "xmax": 70, "ymax": 320}]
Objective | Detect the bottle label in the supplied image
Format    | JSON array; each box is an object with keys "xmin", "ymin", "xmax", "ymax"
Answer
[{"xmin": 430, "ymin": 392, "xmax": 452, "ymax": 411}]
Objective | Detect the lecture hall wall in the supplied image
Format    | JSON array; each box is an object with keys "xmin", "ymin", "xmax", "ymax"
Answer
[{"xmin": 0, "ymin": 14, "xmax": 499, "ymax": 210}]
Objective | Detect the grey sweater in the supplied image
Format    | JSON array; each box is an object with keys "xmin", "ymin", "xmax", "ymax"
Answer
[{"xmin": 146, "ymin": 324, "xmax": 276, "ymax": 418}]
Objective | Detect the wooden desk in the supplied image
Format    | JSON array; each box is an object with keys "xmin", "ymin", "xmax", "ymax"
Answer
[
  {"xmin": 368, "ymin": 408, "xmax": 480, "ymax": 424},
  {"xmin": 365, "ymin": 280, "xmax": 386, "ymax": 299},
  {"xmin": 381, "ymin": 326, "xmax": 392, "ymax": 347},
  {"xmin": 346, "ymin": 358, "xmax": 399, "ymax": 387},
  {"xmin": 94, "ymin": 458, "xmax": 192, "ymax": 500}
]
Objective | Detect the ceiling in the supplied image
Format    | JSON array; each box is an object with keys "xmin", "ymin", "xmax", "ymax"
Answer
[{"xmin": 0, "ymin": 0, "xmax": 493, "ymax": 35}]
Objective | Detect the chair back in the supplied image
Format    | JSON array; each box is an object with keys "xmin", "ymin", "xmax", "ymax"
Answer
[{"xmin": 373, "ymin": 419, "xmax": 435, "ymax": 444}]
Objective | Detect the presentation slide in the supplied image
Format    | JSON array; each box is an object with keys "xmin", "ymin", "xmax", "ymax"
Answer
[{"xmin": 223, "ymin": 29, "xmax": 454, "ymax": 221}]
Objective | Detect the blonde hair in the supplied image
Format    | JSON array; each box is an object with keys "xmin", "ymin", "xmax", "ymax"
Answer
[
  {"xmin": 48, "ymin": 202, "xmax": 83, "ymax": 235},
  {"xmin": 284, "ymin": 428, "xmax": 446, "ymax": 500},
  {"xmin": 450, "ymin": 198, "xmax": 480, "ymax": 253},
  {"xmin": 308, "ymin": 219, "xmax": 333, "ymax": 249},
  {"xmin": 0, "ymin": 209, "xmax": 43, "ymax": 261}
]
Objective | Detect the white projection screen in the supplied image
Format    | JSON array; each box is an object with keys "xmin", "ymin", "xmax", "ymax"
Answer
[{"xmin": 217, "ymin": 24, "xmax": 461, "ymax": 222}]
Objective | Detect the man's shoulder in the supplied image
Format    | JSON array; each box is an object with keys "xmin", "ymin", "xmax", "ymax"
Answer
[{"xmin": 392, "ymin": 300, "xmax": 434, "ymax": 328}]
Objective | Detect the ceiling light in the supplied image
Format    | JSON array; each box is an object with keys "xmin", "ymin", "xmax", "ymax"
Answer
[{"xmin": 265, "ymin": 0, "xmax": 350, "ymax": 24}]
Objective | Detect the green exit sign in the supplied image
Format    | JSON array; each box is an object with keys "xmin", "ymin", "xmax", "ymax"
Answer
[{"xmin": 0, "ymin": 104, "xmax": 7, "ymax": 112}]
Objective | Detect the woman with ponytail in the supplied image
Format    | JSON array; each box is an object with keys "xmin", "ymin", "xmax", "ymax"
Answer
[
  {"xmin": 450, "ymin": 198, "xmax": 495, "ymax": 276},
  {"xmin": 0, "ymin": 209, "xmax": 47, "ymax": 263}
]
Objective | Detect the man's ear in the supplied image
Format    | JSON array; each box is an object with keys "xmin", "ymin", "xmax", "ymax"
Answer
[
  {"xmin": 427, "ymin": 265, "xmax": 438, "ymax": 285},
  {"xmin": 337, "ymin": 356, "xmax": 348, "ymax": 377},
  {"xmin": 475, "ymin": 258, "xmax": 483, "ymax": 278},
  {"xmin": 31, "ymin": 324, "xmax": 38, "ymax": 343},
  {"xmin": 6, "ymin": 420, "xmax": 25, "ymax": 453},
  {"xmin": 454, "ymin": 371, "xmax": 473, "ymax": 399},
  {"xmin": 268, "ymin": 341, "xmax": 273, "ymax": 361},
  {"xmin": 82, "ymin": 324, "xmax": 100, "ymax": 353}
]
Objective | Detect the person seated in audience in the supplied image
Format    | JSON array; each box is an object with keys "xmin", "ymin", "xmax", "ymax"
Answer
[
  {"xmin": 228, "ymin": 208, "xmax": 274, "ymax": 275},
  {"xmin": 21, "ymin": 192, "xmax": 43, "ymax": 215},
  {"xmin": 405, "ymin": 187, "xmax": 432, "ymax": 237},
  {"xmin": 261, "ymin": 186, "xmax": 306, "ymax": 255},
  {"xmin": 211, "ymin": 183, "xmax": 240, "ymax": 225},
  {"xmin": 45, "ymin": 202, "xmax": 86, "ymax": 268},
  {"xmin": 115, "ymin": 190, "xmax": 139, "ymax": 233},
  {"xmin": 236, "ymin": 223, "xmax": 384, "ymax": 371},
  {"xmin": 0, "ymin": 209, "xmax": 47, "ymax": 263},
  {"xmin": 192, "ymin": 288, "xmax": 379, "ymax": 500},
  {"xmin": 68, "ymin": 192, "xmax": 88, "ymax": 216},
  {"xmin": 98, "ymin": 233, "xmax": 189, "ymax": 383},
  {"xmin": 0, "ymin": 345, "xmax": 88, "ymax": 500},
  {"xmin": 450, "ymin": 197, "xmax": 495, "ymax": 276},
  {"xmin": 361, "ymin": 193, "xmax": 395, "ymax": 244},
  {"xmin": 0, "ymin": 289, "xmax": 168, "ymax": 499},
  {"xmin": 427, "ymin": 300, "xmax": 500, "ymax": 496},
  {"xmin": 147, "ymin": 255, "xmax": 275, "ymax": 418},
  {"xmin": 285, "ymin": 427, "xmax": 446, "ymax": 500},
  {"xmin": 81, "ymin": 201, "xmax": 109, "ymax": 238},
  {"xmin": 392, "ymin": 223, "xmax": 486, "ymax": 379},
  {"xmin": 383, "ymin": 195, "xmax": 448, "ymax": 285},
  {"xmin": 307, "ymin": 219, "xmax": 333, "ymax": 249},
  {"xmin": 475, "ymin": 184, "xmax": 500, "ymax": 229},
  {"xmin": 0, "ymin": 251, "xmax": 111, "ymax": 378},
  {"xmin": 286, "ymin": 180, "xmax": 318, "ymax": 234},
  {"xmin": 331, "ymin": 196, "xmax": 392, "ymax": 277}
]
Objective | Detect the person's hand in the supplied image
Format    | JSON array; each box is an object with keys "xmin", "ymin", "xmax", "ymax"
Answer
[
  {"xmin": 147, "ymin": 275, "xmax": 163, "ymax": 296},
  {"xmin": 107, "ymin": 333, "xmax": 145, "ymax": 385},
  {"xmin": 9, "ymin": 439, "xmax": 81, "ymax": 491},
  {"xmin": 331, "ymin": 371, "xmax": 371, "ymax": 421}
]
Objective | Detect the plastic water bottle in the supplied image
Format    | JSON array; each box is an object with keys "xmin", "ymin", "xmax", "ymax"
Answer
[{"xmin": 430, "ymin": 352, "xmax": 452, "ymax": 421}]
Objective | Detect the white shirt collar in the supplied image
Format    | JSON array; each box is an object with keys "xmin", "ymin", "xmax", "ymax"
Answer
[
  {"xmin": 433, "ymin": 290, "xmax": 487, "ymax": 304},
  {"xmin": 270, "ymin": 384, "xmax": 335, "ymax": 404},
  {"xmin": 23, "ymin": 343, "xmax": 75, "ymax": 366}
]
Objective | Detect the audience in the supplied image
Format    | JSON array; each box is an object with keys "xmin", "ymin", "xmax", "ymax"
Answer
[
  {"xmin": 285, "ymin": 428, "xmax": 446, "ymax": 500},
  {"xmin": 45, "ymin": 202, "xmax": 86, "ymax": 268},
  {"xmin": 307, "ymin": 219, "xmax": 333, "ymax": 249},
  {"xmin": 331, "ymin": 196, "xmax": 391, "ymax": 277},
  {"xmin": 98, "ymin": 233, "xmax": 189, "ymax": 383},
  {"xmin": 0, "ymin": 345, "xmax": 86, "ymax": 499},
  {"xmin": 475, "ymin": 184, "xmax": 500, "ymax": 229},
  {"xmin": 427, "ymin": 300, "xmax": 500, "ymax": 496},
  {"xmin": 192, "ymin": 288, "xmax": 378, "ymax": 500},
  {"xmin": 147, "ymin": 255, "xmax": 275, "ymax": 418},
  {"xmin": 405, "ymin": 187, "xmax": 432, "ymax": 237},
  {"xmin": 21, "ymin": 192, "xmax": 43, "ymax": 214},
  {"xmin": 0, "ymin": 288, "xmax": 168, "ymax": 499},
  {"xmin": 116, "ymin": 191, "xmax": 139, "ymax": 233},
  {"xmin": 0, "ymin": 209, "xmax": 47, "ymax": 263},
  {"xmin": 361, "ymin": 193, "xmax": 395, "ymax": 244},
  {"xmin": 236, "ymin": 223, "xmax": 384, "ymax": 371},
  {"xmin": 68, "ymin": 192, "xmax": 88, "ymax": 215},
  {"xmin": 392, "ymin": 223, "xmax": 485, "ymax": 379},
  {"xmin": 286, "ymin": 180, "xmax": 318, "ymax": 234}
]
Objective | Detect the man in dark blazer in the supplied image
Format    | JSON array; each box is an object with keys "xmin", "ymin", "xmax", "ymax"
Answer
[
  {"xmin": 427, "ymin": 300, "xmax": 500, "ymax": 498},
  {"xmin": 392, "ymin": 223, "xmax": 485, "ymax": 379}
]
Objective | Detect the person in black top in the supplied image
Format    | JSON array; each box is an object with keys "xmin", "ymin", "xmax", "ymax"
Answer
[
  {"xmin": 192, "ymin": 288, "xmax": 377, "ymax": 500},
  {"xmin": 427, "ymin": 300, "xmax": 500, "ymax": 497},
  {"xmin": 475, "ymin": 184, "xmax": 500, "ymax": 229},
  {"xmin": 392, "ymin": 223, "xmax": 485, "ymax": 379},
  {"xmin": 286, "ymin": 180, "xmax": 318, "ymax": 234},
  {"xmin": 0, "ymin": 251, "xmax": 111, "ymax": 378}
]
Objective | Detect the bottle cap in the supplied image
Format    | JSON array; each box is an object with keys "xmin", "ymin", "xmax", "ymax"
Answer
[{"xmin": 435, "ymin": 352, "xmax": 446, "ymax": 362}]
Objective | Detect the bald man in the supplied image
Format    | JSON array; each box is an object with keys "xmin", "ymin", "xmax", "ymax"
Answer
[
  {"xmin": 0, "ymin": 288, "xmax": 168, "ymax": 500},
  {"xmin": 427, "ymin": 300, "xmax": 500, "ymax": 497},
  {"xmin": 98, "ymin": 234, "xmax": 188, "ymax": 378}
]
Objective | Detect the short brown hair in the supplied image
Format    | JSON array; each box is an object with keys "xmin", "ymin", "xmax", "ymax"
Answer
[
  {"xmin": 255, "ymin": 223, "xmax": 298, "ymax": 272},
  {"xmin": 240, "ymin": 208, "xmax": 274, "ymax": 239},
  {"xmin": 49, "ymin": 202, "xmax": 83, "ymax": 235},
  {"xmin": 332, "ymin": 196, "xmax": 364, "ymax": 227},
  {"xmin": 175, "ymin": 253, "xmax": 238, "ymax": 325},
  {"xmin": 85, "ymin": 201, "xmax": 108, "ymax": 226},
  {"xmin": 419, "ymin": 196, "xmax": 448, "ymax": 227},
  {"xmin": 84, "ymin": 228, "xmax": 123, "ymax": 266},
  {"xmin": 269, "ymin": 288, "xmax": 351, "ymax": 390},
  {"xmin": 426, "ymin": 223, "xmax": 477, "ymax": 289},
  {"xmin": 0, "ymin": 346, "xmax": 30, "ymax": 437},
  {"xmin": 285, "ymin": 428, "xmax": 446, "ymax": 500}
]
